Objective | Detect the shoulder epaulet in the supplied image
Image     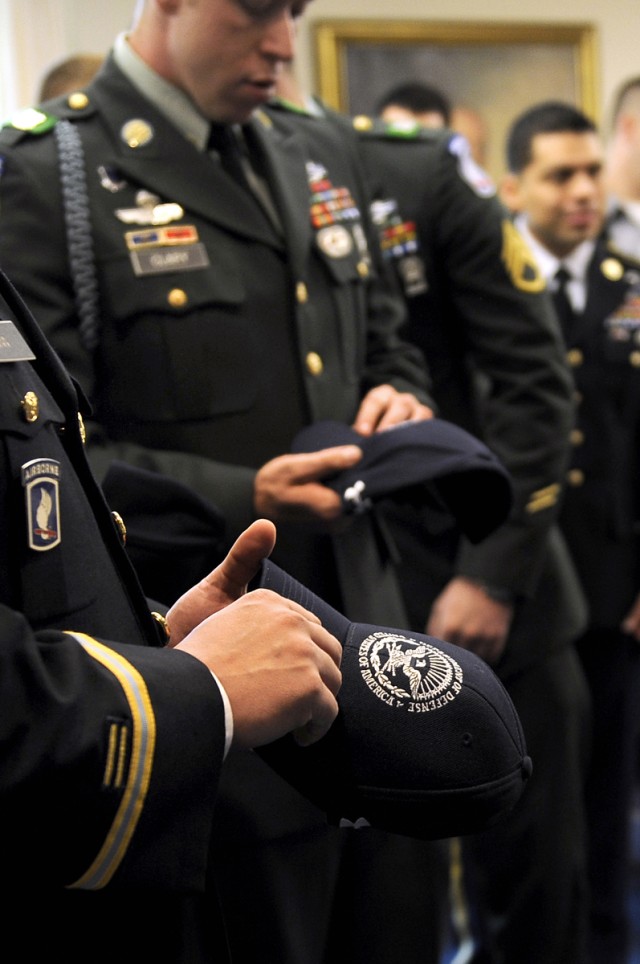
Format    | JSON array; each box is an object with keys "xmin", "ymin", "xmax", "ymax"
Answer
[
  {"xmin": 352, "ymin": 115, "xmax": 447, "ymax": 144},
  {"xmin": 2, "ymin": 89, "xmax": 96, "ymax": 139},
  {"xmin": 601, "ymin": 240, "xmax": 640, "ymax": 274}
]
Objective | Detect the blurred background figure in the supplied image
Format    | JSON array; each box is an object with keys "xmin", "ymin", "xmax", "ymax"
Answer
[
  {"xmin": 374, "ymin": 78, "xmax": 488, "ymax": 164},
  {"xmin": 375, "ymin": 79, "xmax": 451, "ymax": 128},
  {"xmin": 450, "ymin": 102, "xmax": 489, "ymax": 167},
  {"xmin": 37, "ymin": 52, "xmax": 103, "ymax": 101},
  {"xmin": 605, "ymin": 75, "xmax": 640, "ymax": 259},
  {"xmin": 503, "ymin": 99, "xmax": 640, "ymax": 964}
]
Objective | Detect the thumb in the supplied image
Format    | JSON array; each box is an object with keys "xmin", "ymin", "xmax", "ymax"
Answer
[{"xmin": 208, "ymin": 518, "xmax": 277, "ymax": 599}]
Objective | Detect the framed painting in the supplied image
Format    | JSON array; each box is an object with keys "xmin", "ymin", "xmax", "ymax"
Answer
[{"xmin": 312, "ymin": 20, "xmax": 599, "ymax": 181}]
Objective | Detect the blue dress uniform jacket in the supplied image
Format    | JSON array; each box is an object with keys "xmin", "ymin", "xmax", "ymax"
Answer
[
  {"xmin": 0, "ymin": 57, "xmax": 430, "ymax": 623},
  {"xmin": 0, "ymin": 269, "xmax": 231, "ymax": 962}
]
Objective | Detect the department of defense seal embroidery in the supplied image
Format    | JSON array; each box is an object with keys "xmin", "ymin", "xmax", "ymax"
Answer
[{"xmin": 359, "ymin": 632, "xmax": 463, "ymax": 711}]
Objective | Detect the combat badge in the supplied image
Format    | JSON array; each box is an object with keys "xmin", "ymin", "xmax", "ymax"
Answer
[{"xmin": 22, "ymin": 458, "xmax": 61, "ymax": 551}]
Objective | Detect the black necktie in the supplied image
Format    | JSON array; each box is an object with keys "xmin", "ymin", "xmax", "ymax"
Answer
[
  {"xmin": 207, "ymin": 123, "xmax": 251, "ymax": 190},
  {"xmin": 552, "ymin": 266, "xmax": 575, "ymax": 333}
]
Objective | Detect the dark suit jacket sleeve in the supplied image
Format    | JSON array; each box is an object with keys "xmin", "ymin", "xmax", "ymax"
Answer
[{"xmin": 0, "ymin": 602, "xmax": 224, "ymax": 891}]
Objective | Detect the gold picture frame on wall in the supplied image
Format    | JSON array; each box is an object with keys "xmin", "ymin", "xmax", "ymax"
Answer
[{"xmin": 312, "ymin": 20, "xmax": 599, "ymax": 181}]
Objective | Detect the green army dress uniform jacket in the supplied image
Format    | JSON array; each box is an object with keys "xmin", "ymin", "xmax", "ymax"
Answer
[
  {"xmin": 350, "ymin": 117, "xmax": 588, "ymax": 677},
  {"xmin": 0, "ymin": 268, "xmax": 231, "ymax": 963},
  {"xmin": 0, "ymin": 57, "xmax": 430, "ymax": 626},
  {"xmin": 0, "ymin": 62, "xmax": 431, "ymax": 964}
]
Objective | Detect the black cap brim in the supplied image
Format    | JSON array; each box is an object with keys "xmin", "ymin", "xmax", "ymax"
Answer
[{"xmin": 253, "ymin": 559, "xmax": 532, "ymax": 840}]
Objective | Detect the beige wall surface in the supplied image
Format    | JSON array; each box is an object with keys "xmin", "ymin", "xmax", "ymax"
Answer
[{"xmin": 5, "ymin": 0, "xmax": 639, "ymax": 172}]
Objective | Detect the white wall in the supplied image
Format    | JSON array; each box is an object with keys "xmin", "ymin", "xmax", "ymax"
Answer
[
  {"xmin": 4, "ymin": 0, "xmax": 638, "ymax": 132},
  {"xmin": 298, "ymin": 0, "xmax": 639, "ymax": 124}
]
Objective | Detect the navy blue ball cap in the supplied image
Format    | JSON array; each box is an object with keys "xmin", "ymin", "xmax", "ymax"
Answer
[
  {"xmin": 292, "ymin": 418, "xmax": 513, "ymax": 543},
  {"xmin": 253, "ymin": 558, "xmax": 532, "ymax": 840}
]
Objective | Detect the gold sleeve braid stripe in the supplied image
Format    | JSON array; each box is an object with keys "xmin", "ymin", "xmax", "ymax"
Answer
[
  {"xmin": 63, "ymin": 633, "xmax": 157, "ymax": 890},
  {"xmin": 525, "ymin": 483, "xmax": 560, "ymax": 514}
]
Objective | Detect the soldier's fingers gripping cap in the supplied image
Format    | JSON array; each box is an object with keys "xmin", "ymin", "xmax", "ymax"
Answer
[
  {"xmin": 253, "ymin": 559, "xmax": 532, "ymax": 840},
  {"xmin": 291, "ymin": 418, "xmax": 513, "ymax": 543}
]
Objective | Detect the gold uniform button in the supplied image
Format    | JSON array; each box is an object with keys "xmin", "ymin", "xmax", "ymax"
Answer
[
  {"xmin": 151, "ymin": 611, "xmax": 172, "ymax": 643},
  {"xmin": 601, "ymin": 257, "xmax": 624, "ymax": 282},
  {"xmin": 296, "ymin": 281, "xmax": 308, "ymax": 304},
  {"xmin": 112, "ymin": 511, "xmax": 127, "ymax": 545},
  {"xmin": 21, "ymin": 391, "xmax": 39, "ymax": 423},
  {"xmin": 569, "ymin": 428, "xmax": 584, "ymax": 446},
  {"xmin": 566, "ymin": 348, "xmax": 583, "ymax": 367},
  {"xmin": 168, "ymin": 288, "xmax": 188, "ymax": 308},
  {"xmin": 357, "ymin": 260, "xmax": 369, "ymax": 279},
  {"xmin": 630, "ymin": 351, "xmax": 640, "ymax": 368},
  {"xmin": 68, "ymin": 91, "xmax": 89, "ymax": 110},
  {"xmin": 306, "ymin": 351, "xmax": 324, "ymax": 376},
  {"xmin": 567, "ymin": 468, "xmax": 585, "ymax": 487},
  {"xmin": 353, "ymin": 115, "xmax": 373, "ymax": 131}
]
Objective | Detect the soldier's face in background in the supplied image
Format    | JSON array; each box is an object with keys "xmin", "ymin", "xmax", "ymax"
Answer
[
  {"xmin": 162, "ymin": 0, "xmax": 309, "ymax": 123},
  {"xmin": 505, "ymin": 130, "xmax": 605, "ymax": 258}
]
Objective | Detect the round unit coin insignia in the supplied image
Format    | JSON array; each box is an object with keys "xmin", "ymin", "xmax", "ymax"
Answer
[
  {"xmin": 316, "ymin": 224, "xmax": 353, "ymax": 258},
  {"xmin": 121, "ymin": 119, "xmax": 154, "ymax": 149},
  {"xmin": 359, "ymin": 632, "xmax": 463, "ymax": 710}
]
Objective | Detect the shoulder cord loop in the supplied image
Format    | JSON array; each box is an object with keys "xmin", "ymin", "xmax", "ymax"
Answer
[{"xmin": 54, "ymin": 119, "xmax": 101, "ymax": 352}]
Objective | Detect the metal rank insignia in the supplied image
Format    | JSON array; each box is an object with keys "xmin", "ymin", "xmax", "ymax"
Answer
[
  {"xmin": 124, "ymin": 224, "xmax": 209, "ymax": 276},
  {"xmin": 21, "ymin": 458, "xmax": 61, "ymax": 551}
]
